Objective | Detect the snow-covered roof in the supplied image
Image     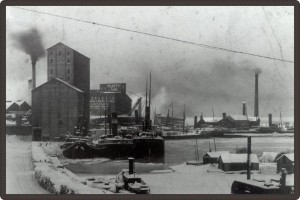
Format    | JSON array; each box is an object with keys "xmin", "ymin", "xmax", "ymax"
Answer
[
  {"xmin": 6, "ymin": 101, "xmax": 18, "ymax": 110},
  {"xmin": 55, "ymin": 78, "xmax": 84, "ymax": 93},
  {"xmin": 276, "ymin": 153, "xmax": 294, "ymax": 162},
  {"xmin": 204, "ymin": 151, "xmax": 230, "ymax": 158},
  {"xmin": 219, "ymin": 153, "xmax": 259, "ymax": 163},
  {"xmin": 32, "ymin": 78, "xmax": 83, "ymax": 93}
]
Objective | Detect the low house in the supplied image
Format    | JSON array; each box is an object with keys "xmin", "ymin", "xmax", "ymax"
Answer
[
  {"xmin": 202, "ymin": 151, "xmax": 229, "ymax": 164},
  {"xmin": 218, "ymin": 153, "xmax": 259, "ymax": 171},
  {"xmin": 276, "ymin": 153, "xmax": 294, "ymax": 174}
]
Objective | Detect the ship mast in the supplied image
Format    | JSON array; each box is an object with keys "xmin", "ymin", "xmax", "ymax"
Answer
[
  {"xmin": 149, "ymin": 70, "xmax": 152, "ymax": 130},
  {"xmin": 145, "ymin": 77, "xmax": 148, "ymax": 130},
  {"xmin": 182, "ymin": 104, "xmax": 186, "ymax": 134}
]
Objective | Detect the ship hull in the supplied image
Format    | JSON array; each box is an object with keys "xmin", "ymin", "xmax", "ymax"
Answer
[{"xmin": 62, "ymin": 138, "xmax": 165, "ymax": 159}]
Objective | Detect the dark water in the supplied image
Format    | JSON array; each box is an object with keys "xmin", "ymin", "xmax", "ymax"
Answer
[{"xmin": 64, "ymin": 136, "xmax": 293, "ymax": 175}]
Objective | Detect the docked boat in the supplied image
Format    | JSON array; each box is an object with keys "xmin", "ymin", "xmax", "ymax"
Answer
[{"xmin": 116, "ymin": 169, "xmax": 150, "ymax": 194}]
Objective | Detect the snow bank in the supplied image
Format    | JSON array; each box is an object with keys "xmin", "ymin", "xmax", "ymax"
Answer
[
  {"xmin": 31, "ymin": 142, "xmax": 111, "ymax": 194},
  {"xmin": 259, "ymin": 163, "xmax": 277, "ymax": 175}
]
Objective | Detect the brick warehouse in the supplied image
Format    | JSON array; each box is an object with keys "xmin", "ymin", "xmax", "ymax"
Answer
[{"xmin": 90, "ymin": 83, "xmax": 132, "ymax": 116}]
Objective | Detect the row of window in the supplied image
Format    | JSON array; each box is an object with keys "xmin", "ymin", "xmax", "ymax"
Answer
[
  {"xmin": 49, "ymin": 50, "xmax": 70, "ymax": 56},
  {"xmin": 49, "ymin": 58, "xmax": 71, "ymax": 64},
  {"xmin": 90, "ymin": 96, "xmax": 115, "ymax": 101}
]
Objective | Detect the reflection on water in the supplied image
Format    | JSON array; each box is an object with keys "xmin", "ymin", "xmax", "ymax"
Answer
[{"xmin": 64, "ymin": 136, "xmax": 294, "ymax": 175}]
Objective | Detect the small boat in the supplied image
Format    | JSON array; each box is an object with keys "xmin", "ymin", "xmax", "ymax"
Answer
[{"xmin": 117, "ymin": 169, "xmax": 150, "ymax": 194}]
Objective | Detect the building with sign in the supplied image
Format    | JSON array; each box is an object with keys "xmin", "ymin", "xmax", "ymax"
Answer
[{"xmin": 90, "ymin": 83, "xmax": 132, "ymax": 116}]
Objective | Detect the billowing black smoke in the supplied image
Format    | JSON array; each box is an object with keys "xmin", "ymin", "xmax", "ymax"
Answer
[{"xmin": 11, "ymin": 28, "xmax": 45, "ymax": 65}]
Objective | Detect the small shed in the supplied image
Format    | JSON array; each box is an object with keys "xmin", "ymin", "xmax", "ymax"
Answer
[
  {"xmin": 276, "ymin": 153, "xmax": 294, "ymax": 174},
  {"xmin": 218, "ymin": 153, "xmax": 259, "ymax": 171},
  {"xmin": 203, "ymin": 151, "xmax": 229, "ymax": 164}
]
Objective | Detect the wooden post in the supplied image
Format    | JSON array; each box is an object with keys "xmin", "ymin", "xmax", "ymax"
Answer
[{"xmin": 247, "ymin": 137, "xmax": 251, "ymax": 180}]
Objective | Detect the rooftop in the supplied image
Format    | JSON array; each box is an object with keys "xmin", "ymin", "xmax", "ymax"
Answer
[{"xmin": 219, "ymin": 153, "xmax": 259, "ymax": 163}]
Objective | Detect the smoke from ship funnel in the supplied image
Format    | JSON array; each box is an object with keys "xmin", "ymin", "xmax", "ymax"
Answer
[{"xmin": 11, "ymin": 28, "xmax": 45, "ymax": 89}]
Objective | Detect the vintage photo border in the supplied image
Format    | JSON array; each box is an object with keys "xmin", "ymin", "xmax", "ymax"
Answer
[{"xmin": 0, "ymin": 0, "xmax": 299, "ymax": 199}]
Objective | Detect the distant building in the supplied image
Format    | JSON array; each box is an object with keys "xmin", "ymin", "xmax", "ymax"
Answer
[
  {"xmin": 90, "ymin": 83, "xmax": 132, "ymax": 116},
  {"xmin": 195, "ymin": 113, "xmax": 260, "ymax": 129},
  {"xmin": 202, "ymin": 151, "xmax": 230, "ymax": 164},
  {"xmin": 47, "ymin": 42, "xmax": 90, "ymax": 128},
  {"xmin": 15, "ymin": 100, "xmax": 31, "ymax": 114},
  {"xmin": 6, "ymin": 100, "xmax": 31, "ymax": 114},
  {"xmin": 276, "ymin": 153, "xmax": 294, "ymax": 174},
  {"xmin": 218, "ymin": 153, "xmax": 259, "ymax": 171},
  {"xmin": 32, "ymin": 78, "xmax": 84, "ymax": 140},
  {"xmin": 6, "ymin": 101, "xmax": 19, "ymax": 114}
]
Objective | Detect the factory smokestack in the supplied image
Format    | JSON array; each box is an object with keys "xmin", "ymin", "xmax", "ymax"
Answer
[
  {"xmin": 242, "ymin": 102, "xmax": 246, "ymax": 116},
  {"xmin": 11, "ymin": 28, "xmax": 45, "ymax": 89},
  {"xmin": 254, "ymin": 74, "xmax": 259, "ymax": 118}
]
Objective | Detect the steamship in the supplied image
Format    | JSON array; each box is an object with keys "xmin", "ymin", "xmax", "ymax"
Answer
[{"xmin": 62, "ymin": 72, "xmax": 165, "ymax": 159}]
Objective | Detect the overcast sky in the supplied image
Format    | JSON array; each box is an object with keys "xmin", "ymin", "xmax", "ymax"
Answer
[{"xmin": 6, "ymin": 6, "xmax": 294, "ymax": 119}]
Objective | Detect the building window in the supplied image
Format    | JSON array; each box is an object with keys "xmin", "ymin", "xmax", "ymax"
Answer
[
  {"xmin": 67, "ymin": 76, "xmax": 70, "ymax": 81},
  {"xmin": 67, "ymin": 59, "xmax": 70, "ymax": 64},
  {"xmin": 50, "ymin": 51, "xmax": 53, "ymax": 55},
  {"xmin": 50, "ymin": 59, "xmax": 53, "ymax": 63},
  {"xmin": 67, "ymin": 69, "xmax": 70, "ymax": 74},
  {"xmin": 50, "ymin": 69, "xmax": 53, "ymax": 74},
  {"xmin": 58, "ymin": 51, "xmax": 61, "ymax": 56},
  {"xmin": 67, "ymin": 51, "xmax": 70, "ymax": 55}
]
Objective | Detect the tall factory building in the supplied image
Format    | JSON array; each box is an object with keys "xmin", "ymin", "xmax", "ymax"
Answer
[
  {"xmin": 90, "ymin": 83, "xmax": 132, "ymax": 116},
  {"xmin": 47, "ymin": 42, "xmax": 90, "ymax": 129}
]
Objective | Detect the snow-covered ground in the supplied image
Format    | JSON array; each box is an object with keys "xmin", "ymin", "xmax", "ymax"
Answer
[
  {"xmin": 6, "ymin": 135, "xmax": 47, "ymax": 194},
  {"xmin": 31, "ymin": 142, "xmax": 111, "ymax": 194}
]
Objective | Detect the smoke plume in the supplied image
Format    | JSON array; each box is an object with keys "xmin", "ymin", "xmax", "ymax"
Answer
[{"xmin": 11, "ymin": 28, "xmax": 45, "ymax": 64}]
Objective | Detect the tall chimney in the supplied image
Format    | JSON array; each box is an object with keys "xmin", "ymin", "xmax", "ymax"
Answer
[
  {"xmin": 269, "ymin": 114, "xmax": 272, "ymax": 127},
  {"xmin": 32, "ymin": 61, "xmax": 36, "ymax": 89},
  {"xmin": 194, "ymin": 116, "xmax": 198, "ymax": 129},
  {"xmin": 222, "ymin": 113, "xmax": 227, "ymax": 120},
  {"xmin": 254, "ymin": 74, "xmax": 259, "ymax": 117},
  {"xmin": 242, "ymin": 102, "xmax": 246, "ymax": 116}
]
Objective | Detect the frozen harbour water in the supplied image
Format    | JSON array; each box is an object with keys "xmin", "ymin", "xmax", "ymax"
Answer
[{"xmin": 6, "ymin": 135, "xmax": 294, "ymax": 194}]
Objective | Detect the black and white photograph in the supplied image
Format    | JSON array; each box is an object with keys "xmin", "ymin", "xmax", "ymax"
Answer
[{"xmin": 4, "ymin": 5, "xmax": 295, "ymax": 195}]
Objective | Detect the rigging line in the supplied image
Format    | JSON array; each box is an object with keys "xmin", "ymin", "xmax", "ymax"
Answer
[{"xmin": 11, "ymin": 6, "xmax": 294, "ymax": 64}]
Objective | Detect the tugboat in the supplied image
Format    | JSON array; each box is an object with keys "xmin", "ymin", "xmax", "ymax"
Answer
[{"xmin": 116, "ymin": 158, "xmax": 150, "ymax": 194}]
